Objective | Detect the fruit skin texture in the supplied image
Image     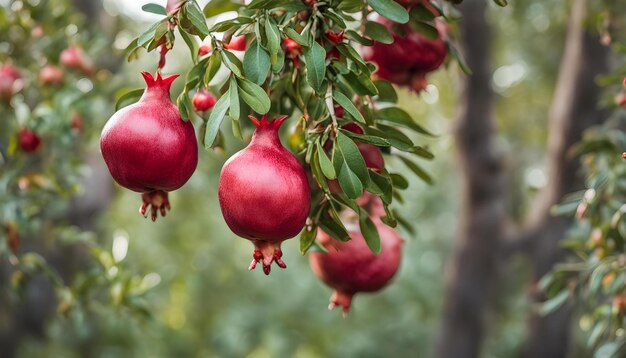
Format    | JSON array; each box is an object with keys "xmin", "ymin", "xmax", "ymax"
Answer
[
  {"xmin": 100, "ymin": 72, "xmax": 198, "ymax": 221},
  {"xmin": 19, "ymin": 128, "xmax": 42, "ymax": 153},
  {"xmin": 192, "ymin": 89, "xmax": 216, "ymax": 112},
  {"xmin": 218, "ymin": 115, "xmax": 311, "ymax": 274},
  {"xmin": 363, "ymin": 17, "xmax": 447, "ymax": 93},
  {"xmin": 0, "ymin": 64, "xmax": 20, "ymax": 103},
  {"xmin": 309, "ymin": 211, "xmax": 403, "ymax": 315}
]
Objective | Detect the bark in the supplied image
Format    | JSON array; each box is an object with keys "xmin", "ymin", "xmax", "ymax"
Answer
[
  {"xmin": 435, "ymin": 1, "xmax": 505, "ymax": 357},
  {"xmin": 523, "ymin": 0, "xmax": 609, "ymax": 356}
]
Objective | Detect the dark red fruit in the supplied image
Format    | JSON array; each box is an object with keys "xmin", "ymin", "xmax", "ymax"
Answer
[
  {"xmin": 283, "ymin": 38, "xmax": 302, "ymax": 59},
  {"xmin": 218, "ymin": 115, "xmax": 311, "ymax": 274},
  {"xmin": 325, "ymin": 30, "xmax": 344, "ymax": 44},
  {"xmin": 192, "ymin": 89, "xmax": 217, "ymax": 112},
  {"xmin": 309, "ymin": 215, "xmax": 403, "ymax": 315},
  {"xmin": 19, "ymin": 128, "xmax": 42, "ymax": 153},
  {"xmin": 198, "ymin": 38, "xmax": 212, "ymax": 56},
  {"xmin": 224, "ymin": 36, "xmax": 247, "ymax": 51},
  {"xmin": 0, "ymin": 64, "xmax": 20, "ymax": 103},
  {"xmin": 39, "ymin": 65, "xmax": 64, "ymax": 86},
  {"xmin": 364, "ymin": 18, "xmax": 447, "ymax": 93},
  {"xmin": 100, "ymin": 72, "xmax": 198, "ymax": 221}
]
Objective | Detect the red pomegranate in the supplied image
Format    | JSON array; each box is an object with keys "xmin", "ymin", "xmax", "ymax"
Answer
[
  {"xmin": 325, "ymin": 30, "xmax": 344, "ymax": 44},
  {"xmin": 100, "ymin": 72, "xmax": 198, "ymax": 221},
  {"xmin": 19, "ymin": 128, "xmax": 42, "ymax": 153},
  {"xmin": 39, "ymin": 65, "xmax": 64, "ymax": 86},
  {"xmin": 0, "ymin": 64, "xmax": 20, "ymax": 103},
  {"xmin": 60, "ymin": 46, "xmax": 94, "ymax": 74},
  {"xmin": 198, "ymin": 38, "xmax": 212, "ymax": 56},
  {"xmin": 223, "ymin": 36, "xmax": 247, "ymax": 51},
  {"xmin": 283, "ymin": 38, "xmax": 302, "ymax": 59},
  {"xmin": 218, "ymin": 115, "xmax": 311, "ymax": 274},
  {"xmin": 192, "ymin": 89, "xmax": 217, "ymax": 112},
  {"xmin": 364, "ymin": 18, "xmax": 447, "ymax": 93},
  {"xmin": 309, "ymin": 215, "xmax": 403, "ymax": 315}
]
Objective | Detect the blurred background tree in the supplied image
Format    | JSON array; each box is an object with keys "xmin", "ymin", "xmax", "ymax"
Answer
[{"xmin": 1, "ymin": 0, "xmax": 625, "ymax": 357}]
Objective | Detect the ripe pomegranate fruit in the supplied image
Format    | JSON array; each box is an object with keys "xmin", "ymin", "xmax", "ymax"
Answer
[
  {"xmin": 364, "ymin": 18, "xmax": 447, "ymax": 93},
  {"xmin": 39, "ymin": 65, "xmax": 64, "ymax": 86},
  {"xmin": 218, "ymin": 115, "xmax": 310, "ymax": 274},
  {"xmin": 223, "ymin": 36, "xmax": 247, "ymax": 51},
  {"xmin": 309, "ymin": 216, "xmax": 403, "ymax": 315},
  {"xmin": 192, "ymin": 89, "xmax": 217, "ymax": 112},
  {"xmin": 19, "ymin": 128, "xmax": 42, "ymax": 153},
  {"xmin": 100, "ymin": 72, "xmax": 198, "ymax": 221},
  {"xmin": 0, "ymin": 64, "xmax": 20, "ymax": 103}
]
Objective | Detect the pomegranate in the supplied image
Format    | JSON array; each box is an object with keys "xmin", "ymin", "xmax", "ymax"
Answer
[
  {"xmin": 284, "ymin": 38, "xmax": 302, "ymax": 59},
  {"xmin": 100, "ymin": 72, "xmax": 198, "ymax": 221},
  {"xmin": 39, "ymin": 65, "xmax": 64, "ymax": 86},
  {"xmin": 19, "ymin": 128, "xmax": 42, "ymax": 153},
  {"xmin": 198, "ymin": 37, "xmax": 212, "ymax": 56},
  {"xmin": 223, "ymin": 36, "xmax": 247, "ymax": 51},
  {"xmin": 0, "ymin": 64, "xmax": 20, "ymax": 103},
  {"xmin": 325, "ymin": 30, "xmax": 344, "ymax": 44},
  {"xmin": 218, "ymin": 115, "xmax": 310, "ymax": 274},
  {"xmin": 60, "ymin": 46, "xmax": 94, "ymax": 74},
  {"xmin": 192, "ymin": 89, "xmax": 217, "ymax": 112},
  {"xmin": 309, "ymin": 215, "xmax": 403, "ymax": 315},
  {"xmin": 364, "ymin": 18, "xmax": 447, "ymax": 93}
]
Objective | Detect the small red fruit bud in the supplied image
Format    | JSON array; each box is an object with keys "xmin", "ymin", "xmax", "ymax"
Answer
[
  {"xmin": 39, "ymin": 65, "xmax": 64, "ymax": 86},
  {"xmin": 60, "ymin": 46, "xmax": 95, "ymax": 74},
  {"xmin": 192, "ymin": 89, "xmax": 217, "ymax": 112},
  {"xmin": 19, "ymin": 128, "xmax": 42, "ymax": 153},
  {"xmin": 223, "ymin": 36, "xmax": 247, "ymax": 51},
  {"xmin": 325, "ymin": 30, "xmax": 344, "ymax": 44},
  {"xmin": 283, "ymin": 38, "xmax": 302, "ymax": 58},
  {"xmin": 198, "ymin": 38, "xmax": 212, "ymax": 56}
]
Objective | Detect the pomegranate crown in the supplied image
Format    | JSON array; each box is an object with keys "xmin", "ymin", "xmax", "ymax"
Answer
[
  {"xmin": 248, "ymin": 114, "xmax": 288, "ymax": 130},
  {"xmin": 140, "ymin": 71, "xmax": 179, "ymax": 92}
]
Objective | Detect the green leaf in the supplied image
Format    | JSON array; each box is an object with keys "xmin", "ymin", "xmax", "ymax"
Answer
[
  {"xmin": 221, "ymin": 50, "xmax": 243, "ymax": 77},
  {"xmin": 303, "ymin": 41, "xmax": 326, "ymax": 92},
  {"xmin": 337, "ymin": 162, "xmax": 363, "ymax": 199},
  {"xmin": 365, "ymin": 21, "xmax": 393, "ymax": 44},
  {"xmin": 115, "ymin": 89, "xmax": 144, "ymax": 111},
  {"xmin": 185, "ymin": 1, "xmax": 210, "ymax": 38},
  {"xmin": 399, "ymin": 156, "xmax": 433, "ymax": 184},
  {"xmin": 205, "ymin": 52, "xmax": 222, "ymax": 84},
  {"xmin": 142, "ymin": 3, "xmax": 167, "ymax": 15},
  {"xmin": 374, "ymin": 80, "xmax": 398, "ymax": 103},
  {"xmin": 359, "ymin": 215, "xmax": 381, "ymax": 254},
  {"xmin": 264, "ymin": 17, "xmax": 281, "ymax": 62},
  {"xmin": 368, "ymin": 0, "xmax": 409, "ymax": 24},
  {"xmin": 203, "ymin": 0, "xmax": 241, "ymax": 17},
  {"xmin": 137, "ymin": 21, "xmax": 161, "ymax": 47},
  {"xmin": 177, "ymin": 92, "xmax": 191, "ymax": 121},
  {"xmin": 317, "ymin": 143, "xmax": 336, "ymax": 180},
  {"xmin": 205, "ymin": 91, "xmax": 230, "ymax": 148},
  {"xmin": 493, "ymin": 0, "xmax": 508, "ymax": 6},
  {"xmin": 537, "ymin": 290, "xmax": 569, "ymax": 316},
  {"xmin": 284, "ymin": 27, "xmax": 309, "ymax": 46},
  {"xmin": 375, "ymin": 107, "xmax": 434, "ymax": 136},
  {"xmin": 332, "ymin": 91, "xmax": 365, "ymax": 123},
  {"xmin": 337, "ymin": 132, "xmax": 369, "ymax": 184},
  {"xmin": 243, "ymin": 40, "xmax": 271, "ymax": 85},
  {"xmin": 341, "ymin": 130, "xmax": 390, "ymax": 147},
  {"xmin": 179, "ymin": 29, "xmax": 199, "ymax": 63},
  {"xmin": 236, "ymin": 78, "xmax": 271, "ymax": 114},
  {"xmin": 228, "ymin": 76, "xmax": 240, "ymax": 122},
  {"xmin": 300, "ymin": 228, "xmax": 317, "ymax": 255}
]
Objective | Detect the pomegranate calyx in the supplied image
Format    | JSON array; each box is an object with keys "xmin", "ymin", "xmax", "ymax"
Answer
[
  {"xmin": 140, "ymin": 71, "xmax": 179, "ymax": 92},
  {"xmin": 329, "ymin": 290, "xmax": 354, "ymax": 317},
  {"xmin": 248, "ymin": 114, "xmax": 288, "ymax": 130},
  {"xmin": 139, "ymin": 190, "xmax": 171, "ymax": 221},
  {"xmin": 248, "ymin": 241, "xmax": 287, "ymax": 275}
]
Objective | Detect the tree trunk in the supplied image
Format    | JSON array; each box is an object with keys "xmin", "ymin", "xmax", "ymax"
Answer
[
  {"xmin": 523, "ymin": 0, "xmax": 610, "ymax": 356},
  {"xmin": 435, "ymin": 1, "xmax": 505, "ymax": 357}
]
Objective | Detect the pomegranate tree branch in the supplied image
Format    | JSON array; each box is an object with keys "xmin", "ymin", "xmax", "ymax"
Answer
[
  {"xmin": 436, "ymin": 1, "xmax": 505, "ymax": 357},
  {"xmin": 521, "ymin": 0, "xmax": 609, "ymax": 356}
]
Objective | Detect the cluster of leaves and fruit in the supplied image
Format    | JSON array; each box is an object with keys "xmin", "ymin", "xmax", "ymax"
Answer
[
  {"xmin": 124, "ymin": 0, "xmax": 466, "ymax": 254},
  {"xmin": 0, "ymin": 0, "xmax": 152, "ymax": 318}
]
